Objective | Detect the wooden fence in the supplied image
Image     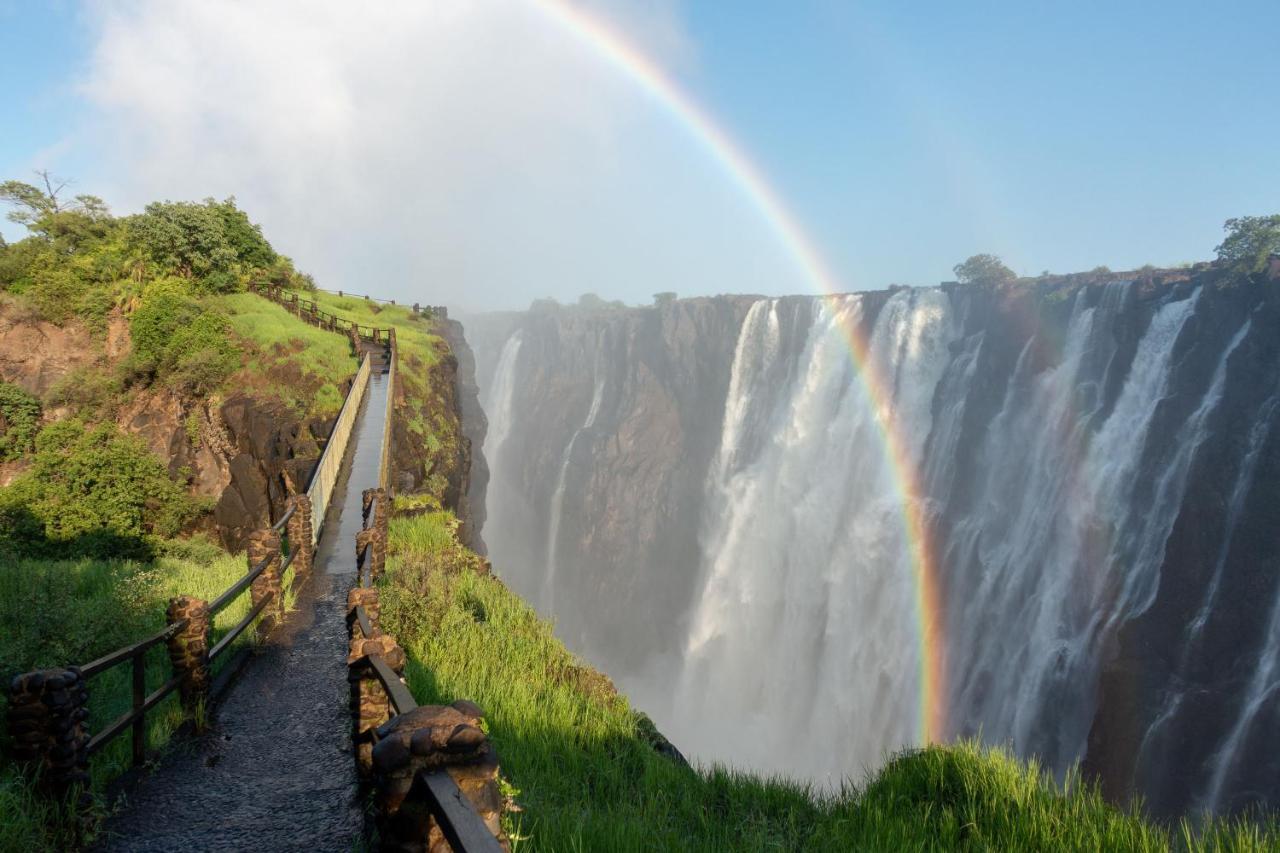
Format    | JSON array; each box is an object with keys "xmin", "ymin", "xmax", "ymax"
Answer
[{"xmin": 6, "ymin": 494, "xmax": 316, "ymax": 802}]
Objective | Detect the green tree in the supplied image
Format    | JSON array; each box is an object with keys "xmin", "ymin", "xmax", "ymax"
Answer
[
  {"xmin": 1216, "ymin": 215, "xmax": 1280, "ymax": 276},
  {"xmin": 953, "ymin": 254, "xmax": 1016, "ymax": 285},
  {"xmin": 653, "ymin": 291, "xmax": 677, "ymax": 307},
  {"xmin": 128, "ymin": 200, "xmax": 239, "ymax": 281},
  {"xmin": 215, "ymin": 197, "xmax": 277, "ymax": 269}
]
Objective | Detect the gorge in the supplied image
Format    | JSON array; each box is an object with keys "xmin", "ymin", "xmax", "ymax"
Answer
[{"xmin": 464, "ymin": 265, "xmax": 1280, "ymax": 820}]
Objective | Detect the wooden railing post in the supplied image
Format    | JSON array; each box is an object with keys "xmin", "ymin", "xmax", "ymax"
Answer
[
  {"xmin": 165, "ymin": 596, "xmax": 211, "ymax": 715},
  {"xmin": 285, "ymin": 494, "xmax": 315, "ymax": 579},
  {"xmin": 371, "ymin": 701, "xmax": 509, "ymax": 851},
  {"xmin": 347, "ymin": 635, "xmax": 405, "ymax": 777},
  {"xmin": 6, "ymin": 668, "xmax": 90, "ymax": 803},
  {"xmin": 247, "ymin": 528, "xmax": 284, "ymax": 628}
]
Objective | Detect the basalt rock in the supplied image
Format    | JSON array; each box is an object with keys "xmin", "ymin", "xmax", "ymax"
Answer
[{"xmin": 371, "ymin": 701, "xmax": 509, "ymax": 852}]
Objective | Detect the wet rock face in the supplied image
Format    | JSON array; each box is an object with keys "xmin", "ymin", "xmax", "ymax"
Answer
[
  {"xmin": 0, "ymin": 300, "xmax": 332, "ymax": 551},
  {"xmin": 474, "ymin": 297, "xmax": 758, "ymax": 671},
  {"xmin": 440, "ymin": 318, "xmax": 489, "ymax": 552},
  {"xmin": 212, "ymin": 394, "xmax": 325, "ymax": 552}
]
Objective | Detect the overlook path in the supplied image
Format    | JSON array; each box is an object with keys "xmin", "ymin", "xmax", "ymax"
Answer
[{"xmin": 93, "ymin": 363, "xmax": 392, "ymax": 853}]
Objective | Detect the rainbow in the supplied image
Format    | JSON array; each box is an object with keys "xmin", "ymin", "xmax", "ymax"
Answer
[{"xmin": 528, "ymin": 0, "xmax": 946, "ymax": 745}]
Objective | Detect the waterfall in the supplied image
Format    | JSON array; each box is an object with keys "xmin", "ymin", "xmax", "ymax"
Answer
[
  {"xmin": 675, "ymin": 289, "xmax": 958, "ymax": 781},
  {"xmin": 476, "ymin": 275, "xmax": 1280, "ymax": 813},
  {"xmin": 543, "ymin": 371, "xmax": 606, "ymax": 615},
  {"xmin": 483, "ymin": 331, "xmax": 523, "ymax": 472},
  {"xmin": 943, "ymin": 286, "xmax": 1199, "ymax": 770}
]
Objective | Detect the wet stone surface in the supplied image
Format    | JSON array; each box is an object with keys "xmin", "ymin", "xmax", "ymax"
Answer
[{"xmin": 94, "ymin": 371, "xmax": 390, "ymax": 852}]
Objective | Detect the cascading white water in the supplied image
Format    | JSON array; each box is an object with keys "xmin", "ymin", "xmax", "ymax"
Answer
[
  {"xmin": 477, "ymin": 276, "xmax": 1278, "ymax": 813},
  {"xmin": 542, "ymin": 372, "xmax": 606, "ymax": 615},
  {"xmin": 674, "ymin": 289, "xmax": 958, "ymax": 781},
  {"xmin": 1200, "ymin": 356, "xmax": 1280, "ymax": 811},
  {"xmin": 482, "ymin": 331, "xmax": 524, "ymax": 472},
  {"xmin": 943, "ymin": 286, "xmax": 1199, "ymax": 769}
]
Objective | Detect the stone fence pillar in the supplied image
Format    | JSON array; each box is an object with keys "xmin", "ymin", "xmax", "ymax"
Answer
[
  {"xmin": 165, "ymin": 596, "xmax": 211, "ymax": 713},
  {"xmin": 359, "ymin": 488, "xmax": 389, "ymax": 582},
  {"xmin": 286, "ymin": 494, "xmax": 315, "ymax": 577},
  {"xmin": 348, "ymin": 634, "xmax": 405, "ymax": 777},
  {"xmin": 6, "ymin": 668, "xmax": 90, "ymax": 803},
  {"xmin": 247, "ymin": 528, "xmax": 284, "ymax": 628},
  {"xmin": 347, "ymin": 587, "xmax": 382, "ymax": 638},
  {"xmin": 371, "ymin": 701, "xmax": 509, "ymax": 852}
]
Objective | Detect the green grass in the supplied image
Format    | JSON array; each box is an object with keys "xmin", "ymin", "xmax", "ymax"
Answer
[
  {"xmin": 212, "ymin": 292, "xmax": 357, "ymax": 417},
  {"xmin": 380, "ymin": 512, "xmax": 1280, "ymax": 852},
  {"xmin": 0, "ymin": 538, "xmax": 294, "ymax": 852},
  {"xmin": 308, "ymin": 291, "xmax": 443, "ymax": 367}
]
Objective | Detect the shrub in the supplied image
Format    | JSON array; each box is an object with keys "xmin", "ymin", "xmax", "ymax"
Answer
[
  {"xmin": 128, "ymin": 280, "xmax": 239, "ymax": 395},
  {"xmin": 0, "ymin": 381, "xmax": 41, "ymax": 461},
  {"xmin": 127, "ymin": 198, "xmax": 276, "ymax": 289},
  {"xmin": 0, "ymin": 419, "xmax": 205, "ymax": 558}
]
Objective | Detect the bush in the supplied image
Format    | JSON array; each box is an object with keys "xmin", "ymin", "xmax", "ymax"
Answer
[
  {"xmin": 0, "ymin": 381, "xmax": 41, "ymax": 461},
  {"xmin": 128, "ymin": 280, "xmax": 239, "ymax": 395},
  {"xmin": 0, "ymin": 419, "xmax": 205, "ymax": 558}
]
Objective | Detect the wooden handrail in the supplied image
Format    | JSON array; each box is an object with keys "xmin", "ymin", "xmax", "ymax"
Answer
[
  {"xmin": 415, "ymin": 770, "xmax": 506, "ymax": 853},
  {"xmin": 209, "ymin": 552, "xmax": 273, "ymax": 615},
  {"xmin": 80, "ymin": 620, "xmax": 187, "ymax": 679},
  {"xmin": 209, "ymin": 591, "xmax": 275, "ymax": 662},
  {"xmin": 270, "ymin": 503, "xmax": 296, "ymax": 533},
  {"xmin": 368, "ymin": 654, "xmax": 417, "ymax": 716},
  {"xmin": 85, "ymin": 671, "xmax": 184, "ymax": 758}
]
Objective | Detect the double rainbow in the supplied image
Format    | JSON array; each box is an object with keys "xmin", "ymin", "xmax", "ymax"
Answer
[{"xmin": 530, "ymin": 0, "xmax": 945, "ymax": 745}]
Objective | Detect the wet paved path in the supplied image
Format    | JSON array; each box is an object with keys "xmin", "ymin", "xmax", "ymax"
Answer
[{"xmin": 94, "ymin": 368, "xmax": 390, "ymax": 853}]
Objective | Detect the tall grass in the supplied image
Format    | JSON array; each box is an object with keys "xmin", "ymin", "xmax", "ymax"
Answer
[
  {"xmin": 380, "ymin": 512, "xmax": 1280, "ymax": 852},
  {"xmin": 212, "ymin": 292, "xmax": 356, "ymax": 416},
  {"xmin": 0, "ymin": 540, "xmax": 284, "ymax": 851}
]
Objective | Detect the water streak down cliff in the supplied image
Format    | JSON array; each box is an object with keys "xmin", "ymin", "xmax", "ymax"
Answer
[{"xmin": 465, "ymin": 268, "xmax": 1280, "ymax": 818}]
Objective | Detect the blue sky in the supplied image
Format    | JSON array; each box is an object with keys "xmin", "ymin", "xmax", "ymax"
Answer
[{"xmin": 1, "ymin": 1, "xmax": 1277, "ymax": 306}]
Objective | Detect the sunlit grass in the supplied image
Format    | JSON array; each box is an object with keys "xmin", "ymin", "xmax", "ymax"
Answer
[
  {"xmin": 0, "ymin": 540, "xmax": 289, "ymax": 852},
  {"xmin": 212, "ymin": 292, "xmax": 357, "ymax": 417},
  {"xmin": 381, "ymin": 512, "xmax": 1280, "ymax": 852},
  {"xmin": 308, "ymin": 291, "xmax": 443, "ymax": 367}
]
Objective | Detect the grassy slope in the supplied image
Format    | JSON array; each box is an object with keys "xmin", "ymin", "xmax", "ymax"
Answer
[
  {"xmin": 214, "ymin": 292, "xmax": 356, "ymax": 416},
  {"xmin": 380, "ymin": 512, "xmax": 1280, "ymax": 852}
]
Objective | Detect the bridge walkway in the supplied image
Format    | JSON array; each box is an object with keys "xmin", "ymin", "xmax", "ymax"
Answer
[{"xmin": 92, "ymin": 358, "xmax": 392, "ymax": 852}]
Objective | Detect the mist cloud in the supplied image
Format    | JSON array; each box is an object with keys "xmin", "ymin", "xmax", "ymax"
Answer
[{"xmin": 76, "ymin": 0, "xmax": 803, "ymax": 310}]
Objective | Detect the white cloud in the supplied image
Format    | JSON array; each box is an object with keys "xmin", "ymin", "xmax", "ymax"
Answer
[{"xmin": 75, "ymin": 0, "xmax": 802, "ymax": 309}]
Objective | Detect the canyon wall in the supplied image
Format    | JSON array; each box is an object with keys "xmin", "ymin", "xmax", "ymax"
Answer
[{"xmin": 466, "ymin": 267, "xmax": 1280, "ymax": 818}]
